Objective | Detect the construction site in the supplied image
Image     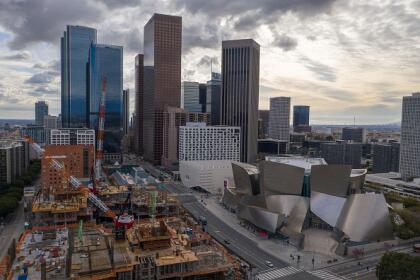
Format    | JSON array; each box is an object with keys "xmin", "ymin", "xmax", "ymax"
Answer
[{"xmin": 0, "ymin": 79, "xmax": 245, "ymax": 280}]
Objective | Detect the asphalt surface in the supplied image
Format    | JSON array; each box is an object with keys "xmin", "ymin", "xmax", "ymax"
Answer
[
  {"xmin": 320, "ymin": 244, "xmax": 416, "ymax": 279},
  {"xmin": 161, "ymin": 182, "xmax": 290, "ymax": 271},
  {"xmin": 0, "ymin": 200, "xmax": 24, "ymax": 258}
]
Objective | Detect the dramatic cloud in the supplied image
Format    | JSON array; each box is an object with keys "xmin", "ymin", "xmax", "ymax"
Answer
[
  {"xmin": 0, "ymin": 0, "xmax": 418, "ymax": 123},
  {"xmin": 1, "ymin": 51, "xmax": 32, "ymax": 60},
  {"xmin": 25, "ymin": 71, "xmax": 59, "ymax": 84},
  {"xmin": 273, "ymin": 34, "xmax": 298, "ymax": 51},
  {"xmin": 301, "ymin": 56, "xmax": 337, "ymax": 82},
  {"xmin": 0, "ymin": 0, "xmax": 103, "ymax": 49},
  {"xmin": 197, "ymin": 55, "xmax": 219, "ymax": 68}
]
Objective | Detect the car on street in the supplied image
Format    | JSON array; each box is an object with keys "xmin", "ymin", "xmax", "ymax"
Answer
[
  {"xmin": 223, "ymin": 239, "xmax": 230, "ymax": 244},
  {"xmin": 265, "ymin": 261, "xmax": 274, "ymax": 267}
]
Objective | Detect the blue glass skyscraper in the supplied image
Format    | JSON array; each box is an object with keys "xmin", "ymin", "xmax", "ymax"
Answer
[
  {"xmin": 293, "ymin": 105, "xmax": 310, "ymax": 132},
  {"xmin": 61, "ymin": 25, "xmax": 97, "ymax": 128},
  {"xmin": 88, "ymin": 44, "xmax": 123, "ymax": 160}
]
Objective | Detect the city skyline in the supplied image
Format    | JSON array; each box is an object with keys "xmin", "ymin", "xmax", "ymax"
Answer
[{"xmin": 0, "ymin": 0, "xmax": 419, "ymax": 124}]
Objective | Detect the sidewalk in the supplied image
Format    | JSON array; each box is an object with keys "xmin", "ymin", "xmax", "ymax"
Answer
[{"xmin": 201, "ymin": 195, "xmax": 338, "ymax": 270}]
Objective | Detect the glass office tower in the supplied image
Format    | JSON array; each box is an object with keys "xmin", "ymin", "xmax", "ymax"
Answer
[
  {"xmin": 88, "ymin": 44, "xmax": 123, "ymax": 161},
  {"xmin": 61, "ymin": 25, "xmax": 97, "ymax": 128}
]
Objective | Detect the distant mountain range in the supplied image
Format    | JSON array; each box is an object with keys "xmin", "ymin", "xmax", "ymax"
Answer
[{"xmin": 0, "ymin": 119, "xmax": 34, "ymax": 126}]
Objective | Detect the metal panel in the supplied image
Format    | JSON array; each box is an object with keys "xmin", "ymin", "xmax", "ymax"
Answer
[
  {"xmin": 231, "ymin": 162, "xmax": 260, "ymax": 195},
  {"xmin": 310, "ymin": 191, "xmax": 347, "ymax": 227},
  {"xmin": 349, "ymin": 169, "xmax": 367, "ymax": 193},
  {"xmin": 336, "ymin": 193, "xmax": 393, "ymax": 242},
  {"xmin": 260, "ymin": 161, "xmax": 305, "ymax": 195},
  {"xmin": 310, "ymin": 165, "xmax": 351, "ymax": 197},
  {"xmin": 237, "ymin": 203, "xmax": 283, "ymax": 233},
  {"xmin": 265, "ymin": 195, "xmax": 309, "ymax": 235}
]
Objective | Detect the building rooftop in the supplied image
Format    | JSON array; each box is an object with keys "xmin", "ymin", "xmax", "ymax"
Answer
[{"xmin": 265, "ymin": 156, "xmax": 327, "ymax": 172}]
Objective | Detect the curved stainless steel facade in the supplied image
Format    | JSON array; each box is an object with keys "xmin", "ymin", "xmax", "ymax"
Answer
[
  {"xmin": 260, "ymin": 161, "xmax": 304, "ymax": 195},
  {"xmin": 223, "ymin": 160, "xmax": 393, "ymax": 243},
  {"xmin": 310, "ymin": 165, "xmax": 351, "ymax": 197},
  {"xmin": 336, "ymin": 193, "xmax": 393, "ymax": 241}
]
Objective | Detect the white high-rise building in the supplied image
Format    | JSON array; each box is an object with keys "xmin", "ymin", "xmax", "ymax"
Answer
[
  {"xmin": 268, "ymin": 97, "xmax": 290, "ymax": 142},
  {"xmin": 400, "ymin": 93, "xmax": 420, "ymax": 181},
  {"xmin": 50, "ymin": 129, "xmax": 95, "ymax": 146},
  {"xmin": 179, "ymin": 123, "xmax": 240, "ymax": 161}
]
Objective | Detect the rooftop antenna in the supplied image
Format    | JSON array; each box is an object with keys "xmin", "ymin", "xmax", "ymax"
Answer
[
  {"xmin": 210, "ymin": 57, "xmax": 213, "ymax": 76},
  {"xmin": 353, "ymin": 116, "xmax": 356, "ymax": 127}
]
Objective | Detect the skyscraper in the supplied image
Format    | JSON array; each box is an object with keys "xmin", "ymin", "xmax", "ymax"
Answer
[
  {"xmin": 35, "ymin": 101, "xmax": 48, "ymax": 125},
  {"xmin": 143, "ymin": 14, "xmax": 182, "ymax": 164},
  {"xmin": 199, "ymin": 83, "xmax": 207, "ymax": 113},
  {"xmin": 372, "ymin": 142, "xmax": 400, "ymax": 173},
  {"xmin": 181, "ymin": 81, "xmax": 201, "ymax": 112},
  {"xmin": 123, "ymin": 89, "xmax": 129, "ymax": 135},
  {"xmin": 134, "ymin": 54, "xmax": 144, "ymax": 155},
  {"xmin": 400, "ymin": 93, "xmax": 420, "ymax": 181},
  {"xmin": 293, "ymin": 105, "xmax": 311, "ymax": 133},
  {"xmin": 61, "ymin": 25, "xmax": 97, "ymax": 128},
  {"xmin": 206, "ymin": 72, "xmax": 222, "ymax": 125},
  {"xmin": 342, "ymin": 127, "xmax": 366, "ymax": 143},
  {"xmin": 320, "ymin": 142, "xmax": 362, "ymax": 168},
  {"xmin": 221, "ymin": 39, "xmax": 260, "ymax": 163},
  {"xmin": 258, "ymin": 110, "xmax": 269, "ymax": 139},
  {"xmin": 268, "ymin": 97, "xmax": 290, "ymax": 142},
  {"xmin": 88, "ymin": 44, "xmax": 123, "ymax": 162}
]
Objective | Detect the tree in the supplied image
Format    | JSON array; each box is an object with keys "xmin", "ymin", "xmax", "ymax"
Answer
[{"xmin": 376, "ymin": 252, "xmax": 420, "ymax": 280}]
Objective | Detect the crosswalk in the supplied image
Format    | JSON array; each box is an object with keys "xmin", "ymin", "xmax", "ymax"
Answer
[
  {"xmin": 255, "ymin": 266, "xmax": 301, "ymax": 280},
  {"xmin": 309, "ymin": 269, "xmax": 348, "ymax": 279},
  {"xmin": 256, "ymin": 267, "xmax": 348, "ymax": 280}
]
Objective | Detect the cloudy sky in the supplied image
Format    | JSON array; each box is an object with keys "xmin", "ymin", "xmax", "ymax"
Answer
[{"xmin": 0, "ymin": 0, "xmax": 419, "ymax": 124}]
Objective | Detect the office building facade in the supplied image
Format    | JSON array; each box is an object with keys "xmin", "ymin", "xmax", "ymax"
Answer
[
  {"xmin": 134, "ymin": 54, "xmax": 144, "ymax": 155},
  {"xmin": 342, "ymin": 127, "xmax": 366, "ymax": 143},
  {"xmin": 199, "ymin": 83, "xmax": 207, "ymax": 113},
  {"xmin": 61, "ymin": 25, "xmax": 97, "ymax": 128},
  {"xmin": 123, "ymin": 89, "xmax": 129, "ymax": 135},
  {"xmin": 372, "ymin": 142, "xmax": 400, "ymax": 173},
  {"xmin": 42, "ymin": 145, "xmax": 94, "ymax": 188},
  {"xmin": 268, "ymin": 97, "xmax": 290, "ymax": 142},
  {"xmin": 0, "ymin": 140, "xmax": 30, "ymax": 187},
  {"xmin": 400, "ymin": 93, "xmax": 420, "ymax": 181},
  {"xmin": 320, "ymin": 142, "xmax": 362, "ymax": 168},
  {"xmin": 143, "ymin": 14, "xmax": 182, "ymax": 164},
  {"xmin": 88, "ymin": 44, "xmax": 123, "ymax": 162},
  {"xmin": 206, "ymin": 72, "xmax": 222, "ymax": 125},
  {"xmin": 293, "ymin": 105, "xmax": 311, "ymax": 133},
  {"xmin": 35, "ymin": 101, "xmax": 49, "ymax": 126},
  {"xmin": 258, "ymin": 110, "xmax": 269, "ymax": 139},
  {"xmin": 161, "ymin": 107, "xmax": 210, "ymax": 169},
  {"xmin": 43, "ymin": 115, "xmax": 59, "ymax": 129},
  {"xmin": 221, "ymin": 39, "xmax": 260, "ymax": 163},
  {"xmin": 179, "ymin": 123, "xmax": 241, "ymax": 162},
  {"xmin": 20, "ymin": 125, "xmax": 46, "ymax": 144},
  {"xmin": 50, "ymin": 129, "xmax": 95, "ymax": 146},
  {"xmin": 181, "ymin": 81, "xmax": 201, "ymax": 112}
]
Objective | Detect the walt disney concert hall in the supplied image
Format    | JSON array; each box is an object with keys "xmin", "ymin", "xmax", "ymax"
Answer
[{"xmin": 221, "ymin": 157, "xmax": 393, "ymax": 250}]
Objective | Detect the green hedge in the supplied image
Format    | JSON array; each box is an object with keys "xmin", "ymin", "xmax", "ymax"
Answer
[{"xmin": 377, "ymin": 252, "xmax": 420, "ymax": 279}]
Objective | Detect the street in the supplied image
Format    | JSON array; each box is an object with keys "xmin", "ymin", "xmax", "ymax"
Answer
[{"xmin": 0, "ymin": 200, "xmax": 24, "ymax": 258}]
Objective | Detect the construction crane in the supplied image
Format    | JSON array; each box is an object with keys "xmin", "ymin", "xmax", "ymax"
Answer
[
  {"xmin": 94, "ymin": 77, "xmax": 107, "ymax": 190},
  {"xmin": 49, "ymin": 159, "xmax": 135, "ymax": 233}
]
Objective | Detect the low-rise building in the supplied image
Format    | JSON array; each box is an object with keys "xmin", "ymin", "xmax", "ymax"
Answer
[{"xmin": 180, "ymin": 160, "xmax": 234, "ymax": 194}]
